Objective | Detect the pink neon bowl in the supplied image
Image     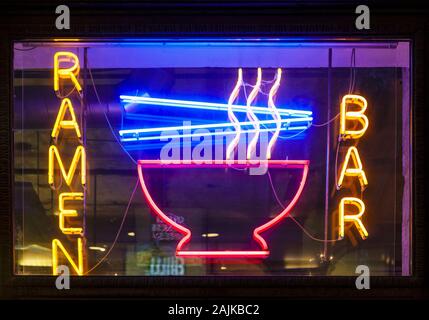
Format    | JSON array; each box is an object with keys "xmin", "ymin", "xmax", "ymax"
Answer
[{"xmin": 137, "ymin": 159, "xmax": 309, "ymax": 258}]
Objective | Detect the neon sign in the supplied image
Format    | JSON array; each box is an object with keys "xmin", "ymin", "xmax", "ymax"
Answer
[
  {"xmin": 128, "ymin": 68, "xmax": 313, "ymax": 258},
  {"xmin": 340, "ymin": 94, "xmax": 368, "ymax": 139},
  {"xmin": 53, "ymin": 51, "xmax": 82, "ymax": 95},
  {"xmin": 51, "ymin": 98, "xmax": 82, "ymax": 140},
  {"xmin": 244, "ymin": 67, "xmax": 262, "ymax": 159},
  {"xmin": 266, "ymin": 68, "xmax": 282, "ymax": 159},
  {"xmin": 50, "ymin": 52, "xmax": 86, "ymax": 275},
  {"xmin": 337, "ymin": 94, "xmax": 369, "ymax": 240},
  {"xmin": 226, "ymin": 68, "xmax": 244, "ymax": 160},
  {"xmin": 133, "ymin": 95, "xmax": 370, "ymax": 257},
  {"xmin": 49, "ymin": 62, "xmax": 368, "ymax": 264},
  {"xmin": 337, "ymin": 146, "xmax": 368, "ymax": 190},
  {"xmin": 138, "ymin": 160, "xmax": 309, "ymax": 258},
  {"xmin": 118, "ymin": 100, "xmax": 312, "ymax": 143},
  {"xmin": 13, "ymin": 39, "xmax": 411, "ymax": 277}
]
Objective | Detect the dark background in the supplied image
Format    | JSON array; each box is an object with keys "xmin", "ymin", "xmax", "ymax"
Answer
[{"xmin": 0, "ymin": 0, "xmax": 428, "ymax": 299}]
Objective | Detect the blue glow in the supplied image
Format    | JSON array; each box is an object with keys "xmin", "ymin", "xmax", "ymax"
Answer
[
  {"xmin": 123, "ymin": 113, "xmax": 217, "ymax": 125},
  {"xmin": 120, "ymin": 96, "xmax": 312, "ymax": 117},
  {"xmin": 120, "ymin": 125, "xmax": 310, "ymax": 142},
  {"xmin": 120, "ymin": 117, "xmax": 311, "ymax": 135}
]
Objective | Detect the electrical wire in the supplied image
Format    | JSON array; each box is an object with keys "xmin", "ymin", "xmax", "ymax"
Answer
[
  {"xmin": 334, "ymin": 135, "xmax": 341, "ymax": 190},
  {"xmin": 50, "ymin": 168, "xmax": 63, "ymax": 191},
  {"xmin": 277, "ymin": 126, "xmax": 309, "ymax": 139},
  {"xmin": 85, "ymin": 61, "xmax": 141, "ymax": 274},
  {"xmin": 311, "ymin": 113, "xmax": 340, "ymax": 127},
  {"xmin": 87, "ymin": 64, "xmax": 137, "ymax": 165},
  {"xmin": 348, "ymin": 48, "xmax": 356, "ymax": 94},
  {"xmin": 84, "ymin": 178, "xmax": 139, "ymax": 275},
  {"xmin": 55, "ymin": 85, "xmax": 77, "ymax": 99},
  {"xmin": 14, "ymin": 46, "xmax": 37, "ymax": 51},
  {"xmin": 232, "ymin": 74, "xmax": 336, "ymax": 241},
  {"xmin": 334, "ymin": 48, "xmax": 357, "ymax": 188},
  {"xmin": 82, "ymin": 62, "xmax": 356, "ymax": 258},
  {"xmin": 267, "ymin": 170, "xmax": 340, "ymax": 243},
  {"xmin": 312, "ymin": 48, "xmax": 356, "ymax": 129}
]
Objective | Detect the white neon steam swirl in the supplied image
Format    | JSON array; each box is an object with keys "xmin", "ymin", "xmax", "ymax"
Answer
[
  {"xmin": 266, "ymin": 68, "xmax": 282, "ymax": 159},
  {"xmin": 246, "ymin": 68, "xmax": 262, "ymax": 159},
  {"xmin": 226, "ymin": 68, "xmax": 243, "ymax": 160}
]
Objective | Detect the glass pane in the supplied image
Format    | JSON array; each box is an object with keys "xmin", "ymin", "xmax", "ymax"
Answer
[{"xmin": 13, "ymin": 39, "xmax": 411, "ymax": 276}]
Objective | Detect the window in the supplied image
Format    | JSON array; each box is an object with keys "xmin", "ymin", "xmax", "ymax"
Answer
[{"xmin": 13, "ymin": 39, "xmax": 412, "ymax": 276}]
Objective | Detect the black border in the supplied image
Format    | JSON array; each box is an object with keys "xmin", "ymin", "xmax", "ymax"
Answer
[{"xmin": 0, "ymin": 1, "xmax": 427, "ymax": 299}]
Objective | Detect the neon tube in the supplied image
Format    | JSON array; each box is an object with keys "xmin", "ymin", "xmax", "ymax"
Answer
[
  {"xmin": 339, "ymin": 197, "xmax": 368, "ymax": 240},
  {"xmin": 340, "ymin": 94, "xmax": 369, "ymax": 140},
  {"xmin": 119, "ymin": 117, "xmax": 312, "ymax": 136},
  {"xmin": 54, "ymin": 52, "xmax": 82, "ymax": 95},
  {"xmin": 266, "ymin": 68, "xmax": 282, "ymax": 159},
  {"xmin": 137, "ymin": 159, "xmax": 309, "ymax": 258},
  {"xmin": 226, "ymin": 68, "xmax": 243, "ymax": 160},
  {"xmin": 245, "ymin": 68, "xmax": 262, "ymax": 159},
  {"xmin": 120, "ymin": 125, "xmax": 310, "ymax": 142},
  {"xmin": 120, "ymin": 95, "xmax": 312, "ymax": 117},
  {"xmin": 177, "ymin": 251, "xmax": 269, "ymax": 257}
]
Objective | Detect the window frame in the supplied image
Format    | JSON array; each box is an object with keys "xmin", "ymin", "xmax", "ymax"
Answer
[{"xmin": 0, "ymin": 2, "xmax": 425, "ymax": 299}]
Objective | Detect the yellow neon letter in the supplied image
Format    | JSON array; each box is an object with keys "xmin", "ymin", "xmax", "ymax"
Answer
[
  {"xmin": 340, "ymin": 94, "xmax": 369, "ymax": 139},
  {"xmin": 337, "ymin": 146, "xmax": 368, "ymax": 190},
  {"xmin": 54, "ymin": 51, "xmax": 82, "ymax": 94},
  {"xmin": 48, "ymin": 145, "xmax": 86, "ymax": 187},
  {"xmin": 339, "ymin": 197, "xmax": 368, "ymax": 240},
  {"xmin": 52, "ymin": 238, "xmax": 83, "ymax": 275},
  {"xmin": 51, "ymin": 98, "xmax": 82, "ymax": 139},
  {"xmin": 59, "ymin": 192, "xmax": 84, "ymax": 235}
]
